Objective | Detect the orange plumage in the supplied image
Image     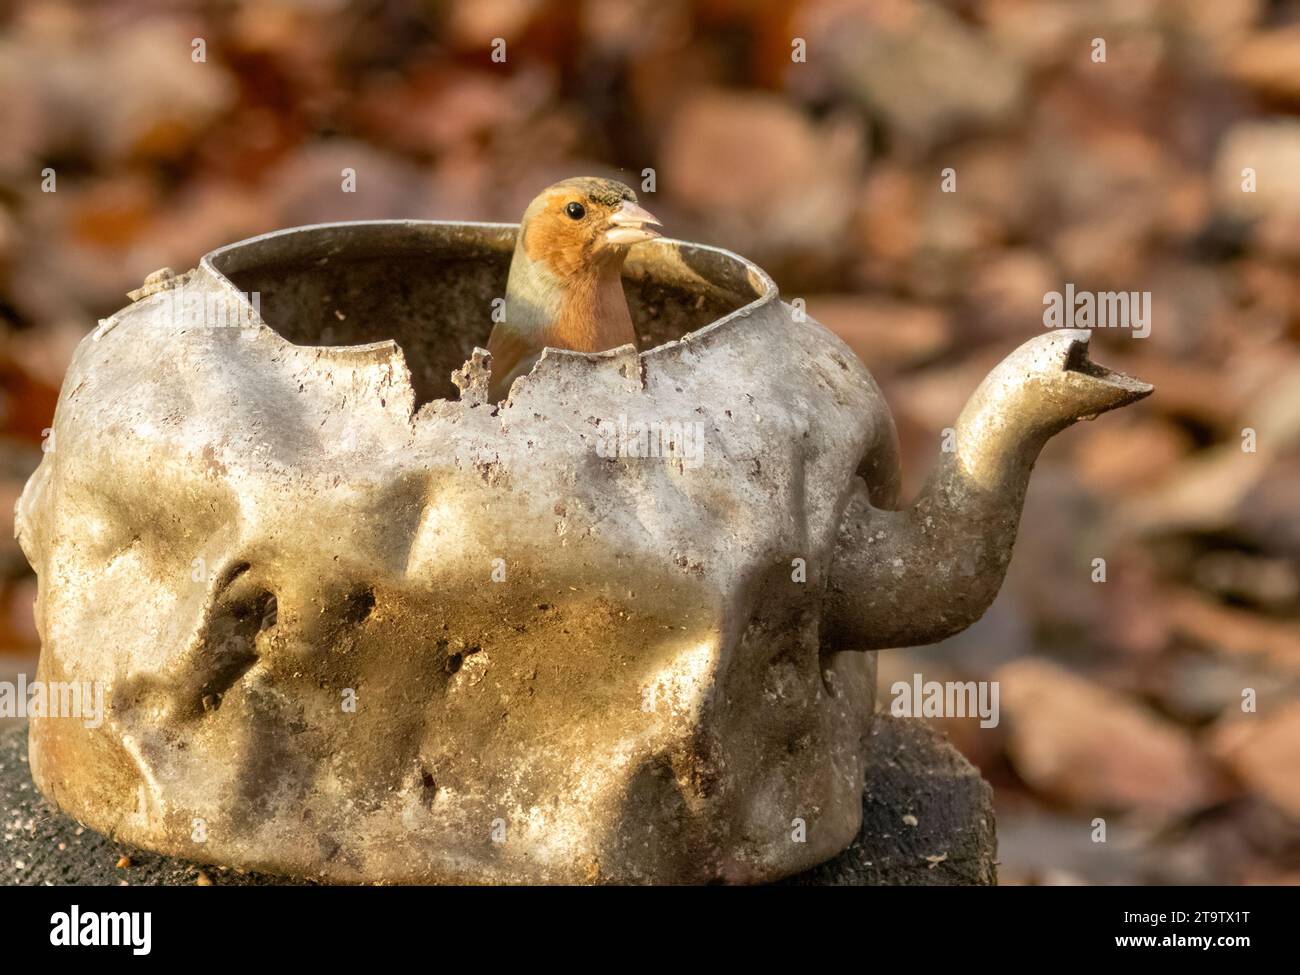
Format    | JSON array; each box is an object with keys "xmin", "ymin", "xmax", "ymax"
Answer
[{"xmin": 488, "ymin": 177, "xmax": 662, "ymax": 401}]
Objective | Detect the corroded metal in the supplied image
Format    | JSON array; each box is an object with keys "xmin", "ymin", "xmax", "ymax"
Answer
[{"xmin": 15, "ymin": 220, "xmax": 1150, "ymax": 884}]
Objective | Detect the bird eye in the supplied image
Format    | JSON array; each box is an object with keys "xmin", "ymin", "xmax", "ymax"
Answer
[{"xmin": 565, "ymin": 202, "xmax": 586, "ymax": 220}]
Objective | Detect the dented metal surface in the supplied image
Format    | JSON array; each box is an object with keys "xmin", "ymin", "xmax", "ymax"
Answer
[{"xmin": 15, "ymin": 220, "xmax": 1150, "ymax": 883}]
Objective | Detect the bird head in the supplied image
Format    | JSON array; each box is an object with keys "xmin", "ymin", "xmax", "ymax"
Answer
[{"xmin": 517, "ymin": 177, "xmax": 662, "ymax": 279}]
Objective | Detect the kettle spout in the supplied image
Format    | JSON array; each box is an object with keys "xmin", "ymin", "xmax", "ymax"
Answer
[{"xmin": 824, "ymin": 329, "xmax": 1152, "ymax": 651}]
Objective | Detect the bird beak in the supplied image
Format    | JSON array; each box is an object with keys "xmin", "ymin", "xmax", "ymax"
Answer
[{"xmin": 604, "ymin": 200, "xmax": 663, "ymax": 245}]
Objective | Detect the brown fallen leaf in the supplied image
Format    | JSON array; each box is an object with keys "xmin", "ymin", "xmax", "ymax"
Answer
[
  {"xmin": 1210, "ymin": 702, "xmax": 1300, "ymax": 819},
  {"xmin": 997, "ymin": 659, "xmax": 1218, "ymax": 816},
  {"xmin": 1164, "ymin": 588, "xmax": 1300, "ymax": 675}
]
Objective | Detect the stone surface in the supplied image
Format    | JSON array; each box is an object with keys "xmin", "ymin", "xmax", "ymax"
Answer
[
  {"xmin": 785, "ymin": 713, "xmax": 998, "ymax": 886},
  {"xmin": 1, "ymin": 716, "xmax": 996, "ymax": 886}
]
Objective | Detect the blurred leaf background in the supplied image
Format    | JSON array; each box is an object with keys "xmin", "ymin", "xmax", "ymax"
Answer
[{"xmin": 1, "ymin": 0, "xmax": 1299, "ymax": 883}]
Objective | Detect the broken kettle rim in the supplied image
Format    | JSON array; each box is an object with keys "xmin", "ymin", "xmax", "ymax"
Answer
[{"xmin": 197, "ymin": 218, "xmax": 781, "ymax": 370}]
